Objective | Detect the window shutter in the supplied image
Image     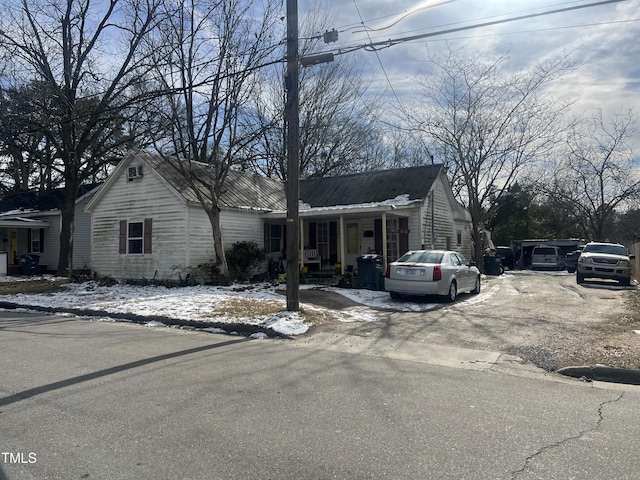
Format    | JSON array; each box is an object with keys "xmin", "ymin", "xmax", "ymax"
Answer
[
  {"xmin": 308, "ymin": 222, "xmax": 317, "ymax": 249},
  {"xmin": 27, "ymin": 229, "xmax": 32, "ymax": 253},
  {"xmin": 143, "ymin": 218, "xmax": 152, "ymax": 254},
  {"xmin": 329, "ymin": 221, "xmax": 338, "ymax": 264},
  {"xmin": 119, "ymin": 220, "xmax": 127, "ymax": 254},
  {"xmin": 399, "ymin": 217, "xmax": 409, "ymax": 256},
  {"xmin": 39, "ymin": 229, "xmax": 44, "ymax": 253},
  {"xmin": 264, "ymin": 224, "xmax": 270, "ymax": 252}
]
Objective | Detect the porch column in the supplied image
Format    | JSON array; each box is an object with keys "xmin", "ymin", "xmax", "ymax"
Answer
[
  {"xmin": 381, "ymin": 211, "xmax": 388, "ymax": 269},
  {"xmin": 339, "ymin": 215, "xmax": 345, "ymax": 275}
]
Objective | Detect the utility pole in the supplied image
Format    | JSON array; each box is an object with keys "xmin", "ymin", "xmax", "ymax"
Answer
[{"xmin": 285, "ymin": 0, "xmax": 300, "ymax": 311}]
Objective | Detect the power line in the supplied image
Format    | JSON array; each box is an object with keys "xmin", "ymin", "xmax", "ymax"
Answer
[
  {"xmin": 349, "ymin": 0, "xmax": 442, "ymax": 161},
  {"xmin": 352, "ymin": 0, "xmax": 460, "ymax": 34},
  {"xmin": 350, "ymin": 0, "xmax": 404, "ymax": 110},
  {"xmin": 336, "ymin": 0, "xmax": 630, "ymax": 54},
  {"xmin": 406, "ymin": 17, "xmax": 640, "ymax": 44}
]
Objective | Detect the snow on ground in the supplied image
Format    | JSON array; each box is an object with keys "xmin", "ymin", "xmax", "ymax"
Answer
[{"xmin": 0, "ymin": 277, "xmax": 444, "ymax": 336}]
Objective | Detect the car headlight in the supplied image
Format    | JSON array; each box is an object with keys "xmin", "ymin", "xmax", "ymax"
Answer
[{"xmin": 619, "ymin": 260, "xmax": 629, "ymax": 267}]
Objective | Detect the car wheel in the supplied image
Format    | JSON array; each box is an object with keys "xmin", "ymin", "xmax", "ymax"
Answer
[
  {"xmin": 471, "ymin": 275, "xmax": 481, "ymax": 294},
  {"xmin": 567, "ymin": 268, "xmax": 575, "ymax": 273},
  {"xmin": 444, "ymin": 281, "xmax": 457, "ymax": 302},
  {"xmin": 577, "ymin": 272, "xmax": 585, "ymax": 284},
  {"xmin": 390, "ymin": 291, "xmax": 402, "ymax": 300}
]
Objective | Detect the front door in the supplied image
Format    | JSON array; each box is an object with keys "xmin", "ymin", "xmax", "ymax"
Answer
[{"xmin": 310, "ymin": 221, "xmax": 338, "ymax": 268}]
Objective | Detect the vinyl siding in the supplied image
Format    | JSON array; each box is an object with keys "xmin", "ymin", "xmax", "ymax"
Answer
[
  {"xmin": 220, "ymin": 208, "xmax": 265, "ymax": 246},
  {"xmin": 29, "ymin": 213, "xmax": 59, "ymax": 271},
  {"xmin": 73, "ymin": 195, "xmax": 93, "ymax": 269},
  {"xmin": 90, "ymin": 161, "xmax": 190, "ymax": 280},
  {"xmin": 90, "ymin": 158, "xmax": 267, "ymax": 281},
  {"xmin": 419, "ymin": 177, "xmax": 472, "ymax": 259}
]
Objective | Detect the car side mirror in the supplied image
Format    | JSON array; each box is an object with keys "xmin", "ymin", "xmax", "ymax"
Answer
[
  {"xmin": 630, "ymin": 254, "xmax": 636, "ymax": 260},
  {"xmin": 468, "ymin": 261, "xmax": 477, "ymax": 267}
]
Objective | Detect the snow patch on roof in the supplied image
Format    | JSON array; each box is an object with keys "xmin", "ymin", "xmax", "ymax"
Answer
[{"xmin": 299, "ymin": 194, "xmax": 418, "ymax": 212}]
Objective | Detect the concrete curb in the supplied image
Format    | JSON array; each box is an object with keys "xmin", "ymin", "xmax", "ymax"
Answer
[
  {"xmin": 556, "ymin": 364, "xmax": 640, "ymax": 386},
  {"xmin": 0, "ymin": 301, "xmax": 292, "ymax": 339}
]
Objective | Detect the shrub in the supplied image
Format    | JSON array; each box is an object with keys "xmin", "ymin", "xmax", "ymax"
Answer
[{"xmin": 226, "ymin": 241, "xmax": 266, "ymax": 282}]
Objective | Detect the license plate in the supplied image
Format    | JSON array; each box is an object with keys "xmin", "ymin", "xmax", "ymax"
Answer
[{"xmin": 401, "ymin": 268, "xmax": 420, "ymax": 275}]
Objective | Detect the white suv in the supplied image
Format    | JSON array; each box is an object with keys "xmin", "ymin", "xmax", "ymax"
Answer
[{"xmin": 576, "ymin": 242, "xmax": 634, "ymax": 286}]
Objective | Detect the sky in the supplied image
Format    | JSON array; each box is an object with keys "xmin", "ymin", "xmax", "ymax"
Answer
[{"xmin": 308, "ymin": 0, "xmax": 639, "ymax": 134}]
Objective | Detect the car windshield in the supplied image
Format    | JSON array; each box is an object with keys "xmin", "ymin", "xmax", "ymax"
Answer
[
  {"xmin": 397, "ymin": 251, "xmax": 444, "ymax": 264},
  {"xmin": 533, "ymin": 247, "xmax": 556, "ymax": 255},
  {"xmin": 583, "ymin": 244, "xmax": 627, "ymax": 256}
]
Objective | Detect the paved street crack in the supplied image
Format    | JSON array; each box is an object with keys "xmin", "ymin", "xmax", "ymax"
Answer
[{"xmin": 510, "ymin": 392, "xmax": 625, "ymax": 479}]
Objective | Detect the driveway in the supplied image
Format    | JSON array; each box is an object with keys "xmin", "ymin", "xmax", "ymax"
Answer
[{"xmin": 298, "ymin": 270, "xmax": 640, "ymax": 372}]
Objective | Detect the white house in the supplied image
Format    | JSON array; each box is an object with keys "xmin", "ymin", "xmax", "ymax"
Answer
[
  {"xmin": 0, "ymin": 185, "xmax": 99, "ymax": 275},
  {"xmin": 85, "ymin": 150, "xmax": 473, "ymax": 282},
  {"xmin": 267, "ymin": 164, "xmax": 474, "ymax": 274},
  {"xmin": 85, "ymin": 150, "xmax": 284, "ymax": 282}
]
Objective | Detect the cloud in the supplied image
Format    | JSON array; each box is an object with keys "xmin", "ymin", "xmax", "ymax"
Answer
[{"xmin": 327, "ymin": 0, "xmax": 639, "ymax": 126}]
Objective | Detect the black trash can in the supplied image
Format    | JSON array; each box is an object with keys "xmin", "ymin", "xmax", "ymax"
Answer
[
  {"xmin": 483, "ymin": 255, "xmax": 502, "ymax": 276},
  {"xmin": 20, "ymin": 254, "xmax": 40, "ymax": 275},
  {"xmin": 357, "ymin": 254, "xmax": 384, "ymax": 290}
]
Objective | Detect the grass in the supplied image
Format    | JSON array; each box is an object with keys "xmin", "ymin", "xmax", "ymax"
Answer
[
  {"xmin": 207, "ymin": 296, "xmax": 318, "ymax": 324},
  {"xmin": 208, "ymin": 297, "xmax": 287, "ymax": 318},
  {"xmin": 0, "ymin": 277, "xmax": 70, "ymax": 295}
]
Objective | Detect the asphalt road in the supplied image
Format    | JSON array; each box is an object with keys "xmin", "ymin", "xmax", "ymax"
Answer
[
  {"xmin": 1, "ymin": 310, "xmax": 640, "ymax": 480},
  {"xmin": 304, "ymin": 270, "xmax": 640, "ymax": 371}
]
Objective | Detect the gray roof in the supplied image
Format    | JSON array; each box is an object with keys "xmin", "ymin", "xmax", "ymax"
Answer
[
  {"xmin": 0, "ymin": 183, "xmax": 101, "ymax": 214},
  {"xmin": 138, "ymin": 152, "xmax": 286, "ymax": 211},
  {"xmin": 299, "ymin": 165, "xmax": 443, "ymax": 208}
]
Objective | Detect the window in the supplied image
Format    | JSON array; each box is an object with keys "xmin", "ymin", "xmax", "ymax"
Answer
[
  {"xmin": 128, "ymin": 222, "xmax": 144, "ymax": 253},
  {"xmin": 317, "ymin": 222, "xmax": 329, "ymax": 260},
  {"xmin": 119, "ymin": 219, "xmax": 152, "ymax": 254},
  {"xmin": 270, "ymin": 224, "xmax": 283, "ymax": 253},
  {"xmin": 386, "ymin": 218, "xmax": 399, "ymax": 262},
  {"xmin": 457, "ymin": 230, "xmax": 462, "ymax": 246},
  {"xmin": 28, "ymin": 228, "xmax": 43, "ymax": 253}
]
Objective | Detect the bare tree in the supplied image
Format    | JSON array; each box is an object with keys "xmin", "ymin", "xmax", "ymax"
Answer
[
  {"xmin": 0, "ymin": 80, "xmax": 52, "ymax": 193},
  {"xmin": 555, "ymin": 108, "xmax": 640, "ymax": 241},
  {"xmin": 245, "ymin": 6, "xmax": 383, "ymax": 180},
  {"xmin": 409, "ymin": 46, "xmax": 574, "ymax": 264},
  {"xmin": 148, "ymin": 0, "xmax": 282, "ymax": 279},
  {"xmin": 0, "ymin": 0, "xmax": 165, "ymax": 275}
]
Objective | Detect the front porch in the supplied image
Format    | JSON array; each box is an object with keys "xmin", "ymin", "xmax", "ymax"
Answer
[
  {"xmin": 264, "ymin": 203, "xmax": 417, "ymax": 280},
  {"xmin": 0, "ymin": 219, "xmax": 51, "ymax": 276}
]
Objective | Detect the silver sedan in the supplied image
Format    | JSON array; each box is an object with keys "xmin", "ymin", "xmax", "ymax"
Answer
[{"xmin": 384, "ymin": 250, "xmax": 481, "ymax": 302}]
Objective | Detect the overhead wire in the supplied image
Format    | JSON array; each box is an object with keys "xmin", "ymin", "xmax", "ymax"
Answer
[
  {"xmin": 352, "ymin": 0, "xmax": 460, "ymax": 34},
  {"xmin": 335, "ymin": 0, "xmax": 630, "ymax": 55},
  {"xmin": 349, "ymin": 0, "xmax": 413, "ymax": 118},
  {"xmin": 349, "ymin": 0, "xmax": 442, "ymax": 159},
  {"xmin": 336, "ymin": 0, "xmax": 634, "ymax": 151},
  {"xmin": 2, "ymin": 0, "xmax": 633, "ymax": 138}
]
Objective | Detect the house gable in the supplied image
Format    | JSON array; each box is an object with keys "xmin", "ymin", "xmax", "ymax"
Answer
[
  {"xmin": 87, "ymin": 150, "xmax": 286, "ymax": 281},
  {"xmin": 87, "ymin": 150, "xmax": 287, "ymax": 213}
]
